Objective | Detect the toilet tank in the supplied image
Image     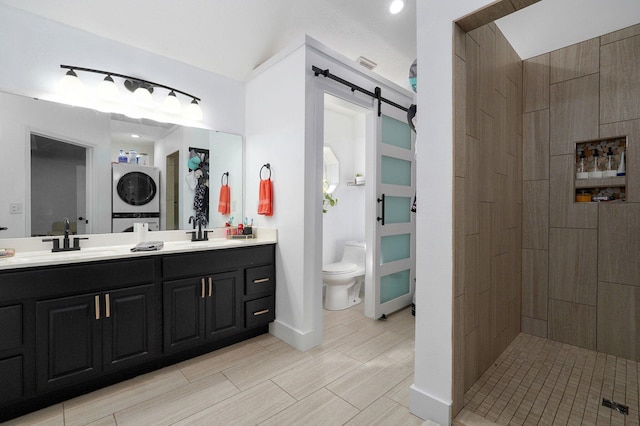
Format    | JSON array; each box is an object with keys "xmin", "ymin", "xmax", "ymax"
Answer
[{"xmin": 342, "ymin": 241, "xmax": 365, "ymax": 268}]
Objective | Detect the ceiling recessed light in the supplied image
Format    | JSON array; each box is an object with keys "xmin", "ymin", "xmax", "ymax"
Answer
[
  {"xmin": 389, "ymin": 0, "xmax": 404, "ymax": 14},
  {"xmin": 130, "ymin": 134, "xmax": 140, "ymax": 138}
]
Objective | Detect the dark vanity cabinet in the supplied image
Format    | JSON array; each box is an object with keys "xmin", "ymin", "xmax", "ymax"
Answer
[
  {"xmin": 35, "ymin": 283, "xmax": 156, "ymax": 392},
  {"xmin": 163, "ymin": 271, "xmax": 243, "ymax": 353},
  {"xmin": 0, "ymin": 304, "xmax": 24, "ymax": 406},
  {"xmin": 162, "ymin": 244, "xmax": 275, "ymax": 353},
  {"xmin": 0, "ymin": 243, "xmax": 276, "ymax": 422}
]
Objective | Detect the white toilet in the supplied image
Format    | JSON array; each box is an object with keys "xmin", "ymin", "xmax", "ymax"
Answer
[{"xmin": 323, "ymin": 241, "xmax": 365, "ymax": 311}]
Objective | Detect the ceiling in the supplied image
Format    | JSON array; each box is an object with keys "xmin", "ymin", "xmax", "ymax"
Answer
[{"xmin": 1, "ymin": 0, "xmax": 639, "ymax": 91}]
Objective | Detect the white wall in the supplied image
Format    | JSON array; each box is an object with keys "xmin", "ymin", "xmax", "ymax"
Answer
[
  {"xmin": 322, "ymin": 106, "xmax": 366, "ymax": 264},
  {"xmin": 246, "ymin": 44, "xmax": 316, "ymax": 349},
  {"xmin": 411, "ymin": 1, "xmax": 495, "ymax": 424},
  {"xmin": 0, "ymin": 4, "xmax": 244, "ymax": 135}
]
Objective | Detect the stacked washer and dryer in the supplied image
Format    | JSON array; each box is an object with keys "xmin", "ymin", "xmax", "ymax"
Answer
[{"xmin": 112, "ymin": 163, "xmax": 160, "ymax": 232}]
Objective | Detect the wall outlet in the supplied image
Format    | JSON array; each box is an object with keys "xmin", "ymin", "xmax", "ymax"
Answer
[{"xmin": 10, "ymin": 203, "xmax": 23, "ymax": 214}]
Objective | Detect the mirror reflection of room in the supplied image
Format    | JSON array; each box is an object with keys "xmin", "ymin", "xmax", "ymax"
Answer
[{"xmin": 0, "ymin": 91, "xmax": 243, "ymax": 238}]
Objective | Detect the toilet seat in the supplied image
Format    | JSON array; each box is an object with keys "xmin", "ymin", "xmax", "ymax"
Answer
[{"xmin": 323, "ymin": 262, "xmax": 359, "ymax": 274}]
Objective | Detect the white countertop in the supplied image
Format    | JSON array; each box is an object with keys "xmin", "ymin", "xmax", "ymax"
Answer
[{"xmin": 0, "ymin": 228, "xmax": 277, "ymax": 271}]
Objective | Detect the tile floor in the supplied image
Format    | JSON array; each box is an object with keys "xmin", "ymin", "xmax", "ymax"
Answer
[
  {"xmin": 4, "ymin": 303, "xmax": 422, "ymax": 426},
  {"xmin": 458, "ymin": 333, "xmax": 640, "ymax": 426}
]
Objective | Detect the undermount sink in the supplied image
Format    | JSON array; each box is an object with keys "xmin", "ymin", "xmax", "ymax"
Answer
[
  {"xmin": 164, "ymin": 239, "xmax": 238, "ymax": 249},
  {"xmin": 2, "ymin": 249, "xmax": 119, "ymax": 264}
]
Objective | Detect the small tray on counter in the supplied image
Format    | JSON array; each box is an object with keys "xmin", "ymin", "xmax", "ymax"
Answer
[
  {"xmin": 225, "ymin": 226, "xmax": 256, "ymax": 239},
  {"xmin": 0, "ymin": 248, "xmax": 16, "ymax": 258}
]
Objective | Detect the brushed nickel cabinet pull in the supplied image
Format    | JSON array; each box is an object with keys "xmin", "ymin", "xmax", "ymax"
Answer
[
  {"xmin": 105, "ymin": 293, "xmax": 111, "ymax": 318},
  {"xmin": 253, "ymin": 309, "xmax": 270, "ymax": 316},
  {"xmin": 208, "ymin": 277, "xmax": 213, "ymax": 297},
  {"xmin": 253, "ymin": 278, "xmax": 270, "ymax": 283},
  {"xmin": 201, "ymin": 278, "xmax": 205, "ymax": 299},
  {"xmin": 95, "ymin": 295, "xmax": 100, "ymax": 320}
]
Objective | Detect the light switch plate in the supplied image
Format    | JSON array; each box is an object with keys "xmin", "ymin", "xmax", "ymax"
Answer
[{"xmin": 10, "ymin": 203, "xmax": 23, "ymax": 214}]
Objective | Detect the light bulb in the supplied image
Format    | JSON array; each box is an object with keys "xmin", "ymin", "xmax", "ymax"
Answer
[
  {"xmin": 162, "ymin": 91, "xmax": 182, "ymax": 115},
  {"xmin": 96, "ymin": 75, "xmax": 120, "ymax": 103},
  {"xmin": 185, "ymin": 99, "xmax": 203, "ymax": 121},
  {"xmin": 58, "ymin": 69, "xmax": 86, "ymax": 97},
  {"xmin": 389, "ymin": 0, "xmax": 404, "ymax": 14},
  {"xmin": 132, "ymin": 86, "xmax": 154, "ymax": 109}
]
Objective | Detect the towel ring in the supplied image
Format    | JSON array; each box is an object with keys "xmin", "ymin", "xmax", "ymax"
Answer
[
  {"xmin": 260, "ymin": 163, "xmax": 271, "ymax": 180},
  {"xmin": 221, "ymin": 172, "xmax": 229, "ymax": 185}
]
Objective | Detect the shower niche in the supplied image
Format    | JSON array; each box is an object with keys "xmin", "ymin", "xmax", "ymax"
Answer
[{"xmin": 574, "ymin": 136, "xmax": 627, "ymax": 203}]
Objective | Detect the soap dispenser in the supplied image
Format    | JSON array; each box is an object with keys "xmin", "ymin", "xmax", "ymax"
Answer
[
  {"xmin": 576, "ymin": 150, "xmax": 588, "ymax": 179},
  {"xmin": 589, "ymin": 149, "xmax": 602, "ymax": 178},
  {"xmin": 617, "ymin": 151, "xmax": 626, "ymax": 176},
  {"xmin": 604, "ymin": 147, "xmax": 617, "ymax": 177}
]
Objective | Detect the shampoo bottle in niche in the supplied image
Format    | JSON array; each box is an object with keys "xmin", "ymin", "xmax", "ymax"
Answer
[{"xmin": 617, "ymin": 151, "xmax": 626, "ymax": 176}]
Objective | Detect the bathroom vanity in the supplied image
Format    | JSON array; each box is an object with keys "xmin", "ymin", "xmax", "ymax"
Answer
[{"xmin": 0, "ymin": 234, "xmax": 276, "ymax": 421}]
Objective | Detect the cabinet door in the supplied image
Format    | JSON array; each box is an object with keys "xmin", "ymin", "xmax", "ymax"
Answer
[
  {"xmin": 0, "ymin": 356, "xmax": 23, "ymax": 405},
  {"xmin": 103, "ymin": 284, "xmax": 157, "ymax": 371},
  {"xmin": 36, "ymin": 294, "xmax": 102, "ymax": 392},
  {"xmin": 205, "ymin": 270, "xmax": 243, "ymax": 340},
  {"xmin": 163, "ymin": 277, "xmax": 205, "ymax": 353}
]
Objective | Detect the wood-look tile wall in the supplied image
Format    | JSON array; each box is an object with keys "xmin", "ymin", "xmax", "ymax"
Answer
[
  {"xmin": 522, "ymin": 23, "xmax": 640, "ymax": 361},
  {"xmin": 453, "ymin": 23, "xmax": 523, "ymax": 415}
]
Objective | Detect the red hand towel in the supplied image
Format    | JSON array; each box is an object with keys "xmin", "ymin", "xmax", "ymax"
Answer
[
  {"xmin": 217, "ymin": 184, "xmax": 231, "ymax": 215},
  {"xmin": 258, "ymin": 178, "xmax": 273, "ymax": 216}
]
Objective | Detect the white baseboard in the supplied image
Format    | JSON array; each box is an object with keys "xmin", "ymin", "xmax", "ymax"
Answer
[
  {"xmin": 409, "ymin": 384, "xmax": 451, "ymax": 425},
  {"xmin": 269, "ymin": 319, "xmax": 321, "ymax": 352}
]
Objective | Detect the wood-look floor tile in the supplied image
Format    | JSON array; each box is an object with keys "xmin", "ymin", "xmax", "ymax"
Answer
[
  {"xmin": 336, "ymin": 331, "xmax": 406, "ymax": 363},
  {"xmin": 173, "ymin": 380, "xmax": 295, "ymax": 426},
  {"xmin": 344, "ymin": 396, "xmax": 423, "ymax": 425},
  {"xmin": 85, "ymin": 415, "xmax": 117, "ymax": 426},
  {"xmin": 63, "ymin": 366, "xmax": 188, "ymax": 426},
  {"xmin": 222, "ymin": 345, "xmax": 311, "ymax": 390},
  {"xmin": 385, "ymin": 374, "xmax": 414, "ymax": 407},
  {"xmin": 114, "ymin": 373, "xmax": 239, "ymax": 426},
  {"xmin": 323, "ymin": 306, "xmax": 363, "ymax": 330},
  {"xmin": 178, "ymin": 341, "xmax": 269, "ymax": 382},
  {"xmin": 258, "ymin": 388, "xmax": 359, "ymax": 426},
  {"xmin": 272, "ymin": 350, "xmax": 361, "ymax": 400},
  {"xmin": 340, "ymin": 315, "xmax": 389, "ymax": 334},
  {"xmin": 382, "ymin": 338, "xmax": 415, "ymax": 367},
  {"xmin": 327, "ymin": 355, "xmax": 413, "ymax": 410},
  {"xmin": 307, "ymin": 324, "xmax": 358, "ymax": 357},
  {"xmin": 2, "ymin": 403, "xmax": 64, "ymax": 426}
]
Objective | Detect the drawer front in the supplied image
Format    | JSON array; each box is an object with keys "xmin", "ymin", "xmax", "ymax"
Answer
[
  {"xmin": 245, "ymin": 265, "xmax": 275, "ymax": 296},
  {"xmin": 163, "ymin": 245, "xmax": 275, "ymax": 280},
  {"xmin": 0, "ymin": 305, "xmax": 22, "ymax": 352},
  {"xmin": 245, "ymin": 296, "xmax": 275, "ymax": 329}
]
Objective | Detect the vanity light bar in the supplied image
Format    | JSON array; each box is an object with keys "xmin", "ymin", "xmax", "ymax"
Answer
[
  {"xmin": 60, "ymin": 65, "xmax": 200, "ymax": 101},
  {"xmin": 59, "ymin": 65, "xmax": 203, "ymax": 121}
]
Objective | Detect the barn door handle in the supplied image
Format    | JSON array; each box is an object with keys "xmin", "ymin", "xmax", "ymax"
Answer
[{"xmin": 377, "ymin": 194, "xmax": 385, "ymax": 225}]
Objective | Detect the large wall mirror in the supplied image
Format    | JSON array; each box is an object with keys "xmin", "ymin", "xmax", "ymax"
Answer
[{"xmin": 0, "ymin": 90, "xmax": 243, "ymax": 238}]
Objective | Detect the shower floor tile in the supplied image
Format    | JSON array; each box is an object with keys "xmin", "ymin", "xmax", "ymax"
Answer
[{"xmin": 459, "ymin": 333, "xmax": 639, "ymax": 426}]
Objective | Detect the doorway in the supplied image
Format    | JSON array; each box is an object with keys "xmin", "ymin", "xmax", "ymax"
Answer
[
  {"xmin": 322, "ymin": 92, "xmax": 416, "ymax": 321},
  {"xmin": 165, "ymin": 150, "xmax": 180, "ymax": 230},
  {"xmin": 30, "ymin": 134, "xmax": 88, "ymax": 237}
]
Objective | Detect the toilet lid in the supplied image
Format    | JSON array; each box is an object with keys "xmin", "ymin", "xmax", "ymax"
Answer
[{"xmin": 323, "ymin": 262, "xmax": 358, "ymax": 274}]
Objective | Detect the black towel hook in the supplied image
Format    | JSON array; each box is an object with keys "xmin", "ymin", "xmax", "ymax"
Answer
[
  {"xmin": 221, "ymin": 171, "xmax": 229, "ymax": 185},
  {"xmin": 260, "ymin": 163, "xmax": 271, "ymax": 180}
]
